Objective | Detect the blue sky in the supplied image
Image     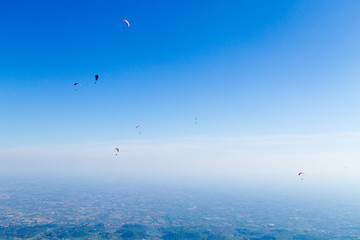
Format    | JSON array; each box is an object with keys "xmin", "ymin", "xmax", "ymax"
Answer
[{"xmin": 1, "ymin": 0, "xmax": 360, "ymax": 177}]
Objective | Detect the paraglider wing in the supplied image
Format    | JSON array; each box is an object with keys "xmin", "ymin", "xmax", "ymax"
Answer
[
  {"xmin": 115, "ymin": 147, "xmax": 119, "ymax": 156},
  {"xmin": 124, "ymin": 19, "xmax": 130, "ymax": 27},
  {"xmin": 73, "ymin": 83, "xmax": 81, "ymax": 91},
  {"xmin": 135, "ymin": 125, "xmax": 144, "ymax": 134},
  {"xmin": 298, "ymin": 172, "xmax": 305, "ymax": 181},
  {"xmin": 85, "ymin": 223, "xmax": 92, "ymax": 226}
]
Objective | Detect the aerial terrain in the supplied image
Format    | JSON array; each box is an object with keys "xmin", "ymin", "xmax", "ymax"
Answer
[{"xmin": 0, "ymin": 177, "xmax": 360, "ymax": 239}]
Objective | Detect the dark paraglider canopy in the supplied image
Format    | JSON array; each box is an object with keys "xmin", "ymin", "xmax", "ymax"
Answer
[
  {"xmin": 298, "ymin": 172, "xmax": 304, "ymax": 181},
  {"xmin": 136, "ymin": 125, "xmax": 144, "ymax": 134},
  {"xmin": 95, "ymin": 75, "xmax": 99, "ymax": 84},
  {"xmin": 74, "ymin": 83, "xmax": 81, "ymax": 91}
]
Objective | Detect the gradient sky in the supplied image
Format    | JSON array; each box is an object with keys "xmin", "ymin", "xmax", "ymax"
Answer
[{"xmin": 1, "ymin": 0, "xmax": 360, "ymax": 178}]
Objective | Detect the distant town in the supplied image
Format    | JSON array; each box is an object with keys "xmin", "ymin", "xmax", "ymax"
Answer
[{"xmin": 0, "ymin": 178, "xmax": 359, "ymax": 239}]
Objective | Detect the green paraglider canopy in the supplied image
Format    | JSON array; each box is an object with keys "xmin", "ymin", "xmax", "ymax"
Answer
[{"xmin": 115, "ymin": 148, "xmax": 119, "ymax": 156}]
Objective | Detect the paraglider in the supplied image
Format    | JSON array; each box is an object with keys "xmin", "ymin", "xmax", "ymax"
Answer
[
  {"xmin": 95, "ymin": 75, "xmax": 99, "ymax": 84},
  {"xmin": 115, "ymin": 148, "xmax": 119, "ymax": 156},
  {"xmin": 195, "ymin": 117, "xmax": 198, "ymax": 124},
  {"xmin": 136, "ymin": 125, "xmax": 144, "ymax": 134},
  {"xmin": 74, "ymin": 83, "xmax": 81, "ymax": 91},
  {"xmin": 123, "ymin": 19, "xmax": 130, "ymax": 29},
  {"xmin": 85, "ymin": 223, "xmax": 92, "ymax": 226},
  {"xmin": 298, "ymin": 172, "xmax": 304, "ymax": 180}
]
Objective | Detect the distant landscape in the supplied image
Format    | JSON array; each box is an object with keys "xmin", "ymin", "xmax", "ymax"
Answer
[{"xmin": 0, "ymin": 177, "xmax": 359, "ymax": 239}]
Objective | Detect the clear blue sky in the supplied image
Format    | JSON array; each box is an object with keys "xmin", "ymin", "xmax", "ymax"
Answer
[{"xmin": 1, "ymin": 0, "xmax": 360, "ymax": 178}]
